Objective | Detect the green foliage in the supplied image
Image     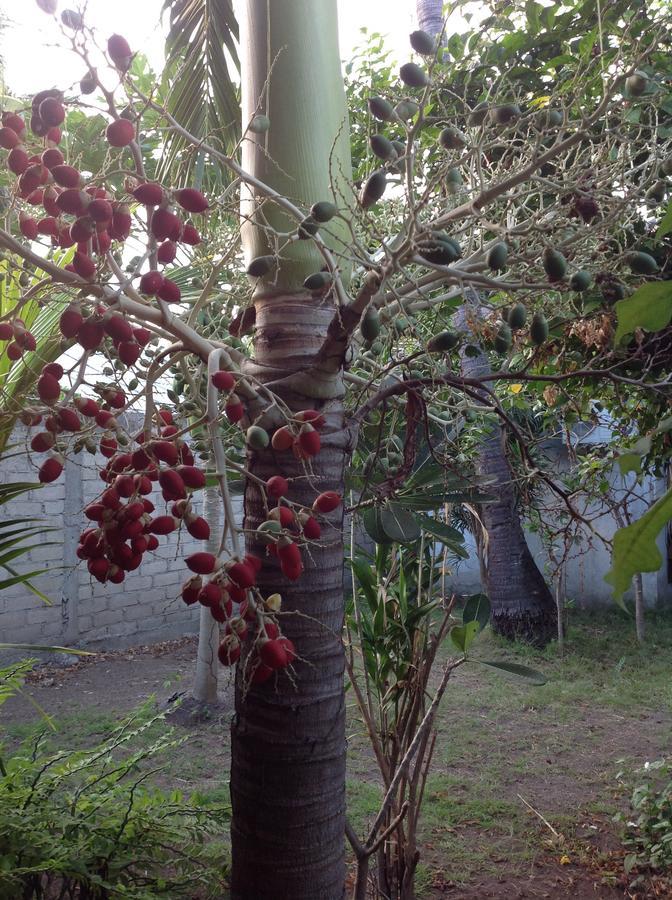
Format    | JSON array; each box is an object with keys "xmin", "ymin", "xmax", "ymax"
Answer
[
  {"xmin": 614, "ymin": 281, "xmax": 672, "ymax": 343},
  {"xmin": 616, "ymin": 758, "xmax": 672, "ymax": 876},
  {"xmin": 0, "ymin": 665, "xmax": 228, "ymax": 899},
  {"xmin": 0, "ymin": 478, "xmax": 58, "ymax": 602}
]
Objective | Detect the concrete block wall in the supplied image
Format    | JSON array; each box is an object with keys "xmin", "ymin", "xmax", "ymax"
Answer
[{"xmin": 0, "ymin": 423, "xmax": 243, "ymax": 655}]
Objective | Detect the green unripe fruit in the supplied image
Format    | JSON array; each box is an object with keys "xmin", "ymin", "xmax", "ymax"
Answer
[
  {"xmin": 368, "ymin": 96, "xmax": 394, "ymax": 121},
  {"xmin": 508, "ymin": 303, "xmax": 527, "ymax": 330},
  {"xmin": 297, "ymin": 217, "xmax": 319, "ymax": 239},
  {"xmin": 393, "ymin": 316, "xmax": 411, "ymax": 333},
  {"xmin": 439, "ymin": 125, "xmax": 467, "ymax": 150},
  {"xmin": 370, "ymin": 134, "xmax": 394, "ymax": 160},
  {"xmin": 569, "ymin": 270, "xmax": 592, "ymax": 291},
  {"xmin": 468, "ymin": 102, "xmax": 488, "ymax": 126},
  {"xmin": 304, "ymin": 271, "xmax": 333, "ymax": 291},
  {"xmin": 391, "ymin": 140, "xmax": 405, "ymax": 158},
  {"xmin": 370, "ymin": 340, "xmax": 383, "ymax": 355},
  {"xmin": 487, "ymin": 241, "xmax": 508, "ymax": 271},
  {"xmin": 247, "ymin": 255, "xmax": 275, "ymax": 277},
  {"xmin": 249, "ymin": 114, "xmax": 270, "ymax": 133},
  {"xmin": 427, "ymin": 330, "xmax": 459, "ymax": 353},
  {"xmin": 246, "ymin": 425, "xmax": 269, "ymax": 450},
  {"xmin": 626, "ymin": 70, "xmax": 648, "ymax": 97},
  {"xmin": 394, "ymin": 99, "xmax": 419, "ymax": 120},
  {"xmin": 624, "ymin": 251, "xmax": 659, "ymax": 275},
  {"xmin": 400, "ymin": 62, "xmax": 429, "ymax": 88},
  {"xmin": 360, "ymin": 307, "xmax": 381, "ymax": 342},
  {"xmin": 494, "ymin": 322, "xmax": 512, "ymax": 354},
  {"xmin": 257, "ymin": 520, "xmax": 282, "ymax": 544},
  {"xmin": 530, "ymin": 312, "xmax": 549, "ymax": 346},
  {"xmin": 542, "ymin": 247, "xmax": 567, "ymax": 281},
  {"xmin": 417, "ymin": 232, "xmax": 460, "ymax": 265},
  {"xmin": 409, "ymin": 29, "xmax": 436, "ymax": 55},
  {"xmin": 311, "ymin": 201, "xmax": 337, "ymax": 222},
  {"xmin": 360, "ymin": 170, "xmax": 387, "ymax": 209}
]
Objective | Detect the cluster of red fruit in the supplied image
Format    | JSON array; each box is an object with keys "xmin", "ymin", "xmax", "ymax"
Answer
[
  {"xmin": 0, "ymin": 318, "xmax": 37, "ymax": 361},
  {"xmin": 59, "ymin": 304, "xmax": 151, "ymax": 366},
  {"xmin": 271, "ymin": 409, "xmax": 324, "ymax": 459}
]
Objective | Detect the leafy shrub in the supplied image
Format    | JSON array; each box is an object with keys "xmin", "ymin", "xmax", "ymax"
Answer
[
  {"xmin": 0, "ymin": 664, "xmax": 228, "ymax": 899},
  {"xmin": 616, "ymin": 758, "xmax": 672, "ymax": 876}
]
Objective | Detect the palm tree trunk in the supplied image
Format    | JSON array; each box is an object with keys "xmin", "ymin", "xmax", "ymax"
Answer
[
  {"xmin": 230, "ymin": 2, "xmax": 351, "ymax": 897},
  {"xmin": 415, "ymin": 0, "xmax": 445, "ymax": 40}
]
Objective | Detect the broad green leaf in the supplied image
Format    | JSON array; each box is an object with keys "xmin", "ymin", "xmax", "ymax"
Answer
[
  {"xmin": 477, "ymin": 660, "xmax": 546, "ymax": 684},
  {"xmin": 362, "ymin": 507, "xmax": 392, "ymax": 544},
  {"xmin": 462, "ymin": 593, "xmax": 490, "ymax": 630},
  {"xmin": 449, "ymin": 620, "xmax": 479, "ymax": 652},
  {"xmin": 617, "ymin": 453, "xmax": 642, "ymax": 477},
  {"xmin": 414, "ymin": 514, "xmax": 467, "ymax": 554},
  {"xmin": 656, "ymin": 200, "xmax": 672, "ymax": 239},
  {"xmin": 350, "ymin": 557, "xmax": 378, "ymax": 615},
  {"xmin": 605, "ymin": 486, "xmax": 672, "ymax": 600},
  {"xmin": 614, "ymin": 281, "xmax": 672, "ymax": 343},
  {"xmin": 380, "ymin": 503, "xmax": 421, "ymax": 543}
]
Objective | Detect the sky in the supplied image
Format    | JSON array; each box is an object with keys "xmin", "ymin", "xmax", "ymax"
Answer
[{"xmin": 0, "ymin": 0, "xmax": 417, "ymax": 98}]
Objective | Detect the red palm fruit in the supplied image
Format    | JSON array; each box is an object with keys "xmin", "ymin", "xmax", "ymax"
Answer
[
  {"xmin": 148, "ymin": 515, "xmax": 177, "ymax": 535},
  {"xmin": 271, "ymin": 426, "xmax": 294, "ymax": 451},
  {"xmin": 250, "ymin": 660, "xmax": 273, "ymax": 683},
  {"xmin": 0, "ymin": 126, "xmax": 19, "ymax": 149},
  {"xmin": 88, "ymin": 558, "xmax": 110, "ymax": 582},
  {"xmin": 8, "ymin": 147, "xmax": 30, "ymax": 175},
  {"xmin": 19, "ymin": 214, "xmax": 38, "ymax": 240},
  {"xmin": 42, "ymin": 186, "xmax": 61, "ymax": 216},
  {"xmin": 123, "ymin": 501, "xmax": 145, "ymax": 520},
  {"xmin": 131, "ymin": 447, "xmax": 150, "ymax": 470},
  {"xmin": 269, "ymin": 506, "xmax": 296, "ymax": 528},
  {"xmin": 106, "ymin": 118, "xmax": 135, "ymax": 147},
  {"xmin": 313, "ymin": 491, "xmax": 341, "ymax": 513},
  {"xmin": 108, "ymin": 33, "xmax": 132, "ymax": 69},
  {"xmin": 151, "ymin": 208, "xmax": 182, "ymax": 241},
  {"xmin": 41, "ymin": 146, "xmax": 64, "ymax": 168},
  {"xmin": 44, "ymin": 415, "xmax": 62, "ymax": 434},
  {"xmin": 278, "ymin": 542, "xmax": 303, "ymax": 578},
  {"xmin": 132, "ymin": 536, "xmax": 148, "ymax": 554},
  {"xmin": 42, "ymin": 362, "xmax": 64, "ymax": 379},
  {"xmin": 58, "ymin": 226, "xmax": 75, "ymax": 249},
  {"xmin": 39, "ymin": 97, "xmax": 65, "ymax": 127},
  {"xmin": 88, "ymin": 198, "xmax": 113, "ymax": 223},
  {"xmin": 161, "ymin": 424, "xmax": 178, "ymax": 438},
  {"xmin": 134, "ymin": 474, "xmax": 152, "ymax": 495},
  {"xmin": 108, "ymin": 566, "xmax": 125, "ymax": 584},
  {"xmin": 19, "ymin": 166, "xmax": 44, "ymax": 194},
  {"xmin": 157, "ymin": 277, "xmax": 181, "ymax": 303},
  {"xmin": 27, "ymin": 189, "xmax": 44, "ymax": 205},
  {"xmin": 211, "ymin": 370, "xmax": 235, "ymax": 391},
  {"xmin": 226, "ymin": 561, "xmax": 255, "ymax": 589},
  {"xmin": 177, "ymin": 465, "xmax": 205, "ymax": 489},
  {"xmin": 186, "ymin": 516, "xmax": 210, "ymax": 540},
  {"xmin": 297, "ymin": 423, "xmax": 320, "ymax": 457},
  {"xmin": 0, "ymin": 322, "xmax": 13, "ymax": 341},
  {"xmin": 17, "ymin": 330, "xmax": 36, "ymax": 352},
  {"xmin": 51, "ymin": 164, "xmax": 81, "ymax": 188},
  {"xmin": 104, "ymin": 388, "xmax": 126, "ymax": 409},
  {"xmin": 6, "ymin": 342, "xmax": 23, "ymax": 361},
  {"xmin": 279, "ymin": 636, "xmax": 296, "ymax": 664},
  {"xmin": 57, "ymin": 408, "xmax": 81, "ymax": 432},
  {"xmin": 151, "ymin": 441, "xmax": 179, "ymax": 465},
  {"xmin": 31, "ymin": 431, "xmax": 55, "ymax": 452},
  {"xmin": 101, "ymin": 487, "xmax": 121, "ymax": 510},
  {"xmin": 302, "ymin": 516, "xmax": 321, "ymax": 540},
  {"xmin": 114, "ymin": 473, "xmax": 134, "ymax": 497},
  {"xmin": 295, "ymin": 409, "xmax": 325, "ymax": 426},
  {"xmin": 142, "ymin": 498, "xmax": 155, "ymax": 514},
  {"xmin": 117, "ymin": 340, "xmax": 140, "ymax": 366},
  {"xmin": 198, "ymin": 582, "xmax": 222, "ymax": 607},
  {"xmin": 139, "ymin": 270, "xmax": 164, "ymax": 295},
  {"xmin": 99, "ymin": 435, "xmax": 118, "ymax": 458},
  {"xmin": 225, "ymin": 396, "xmax": 244, "ymax": 423},
  {"xmin": 157, "ymin": 240, "xmax": 177, "ymax": 264},
  {"xmin": 132, "ymin": 182, "xmax": 164, "ymax": 205},
  {"xmin": 76, "ymin": 318, "xmax": 105, "ymax": 350},
  {"xmin": 59, "ymin": 305, "xmax": 83, "ymax": 338},
  {"xmin": 39, "ymin": 456, "xmax": 63, "ymax": 483},
  {"xmin": 37, "ymin": 216, "xmax": 59, "ymax": 237},
  {"xmin": 108, "ymin": 452, "xmax": 131, "ymax": 473},
  {"xmin": 171, "ymin": 499, "xmax": 189, "ymax": 518},
  {"xmin": 57, "ymin": 189, "xmax": 89, "ymax": 215},
  {"xmin": 158, "ymin": 409, "xmax": 173, "ymax": 425},
  {"xmin": 92, "ymin": 231, "xmax": 111, "ymax": 254},
  {"xmin": 180, "ymin": 223, "xmax": 201, "ymax": 245},
  {"xmin": 133, "ymin": 327, "xmax": 151, "ymax": 346},
  {"xmin": 218, "ymin": 635, "xmax": 241, "ymax": 666},
  {"xmin": 259, "ymin": 638, "xmax": 291, "ymax": 670},
  {"xmin": 37, "ymin": 372, "xmax": 60, "ymax": 403},
  {"xmin": 72, "ymin": 251, "xmax": 96, "ymax": 280},
  {"xmin": 70, "ymin": 217, "xmax": 94, "ymax": 243},
  {"xmin": 266, "ymin": 475, "xmax": 289, "ymax": 499},
  {"xmin": 104, "ymin": 314, "xmax": 133, "ymax": 343},
  {"xmin": 245, "ymin": 554, "xmax": 263, "ymax": 574},
  {"xmin": 159, "ymin": 469, "xmax": 186, "ymax": 497},
  {"xmin": 182, "ymin": 575, "xmax": 203, "ymax": 605},
  {"xmin": 74, "ymin": 397, "xmax": 98, "ymax": 417},
  {"xmin": 109, "ymin": 204, "xmax": 132, "ymax": 240},
  {"xmin": 175, "ymin": 188, "xmax": 209, "ymax": 213},
  {"xmin": 186, "ymin": 551, "xmax": 217, "ymax": 575},
  {"xmin": 46, "ymin": 126, "xmax": 61, "ymax": 144},
  {"xmin": 2, "ymin": 113, "xmax": 25, "ymax": 134}
]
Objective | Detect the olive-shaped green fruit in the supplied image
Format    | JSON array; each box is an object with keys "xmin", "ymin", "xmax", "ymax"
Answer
[
  {"xmin": 394, "ymin": 99, "xmax": 419, "ymax": 120},
  {"xmin": 360, "ymin": 170, "xmax": 387, "ymax": 209},
  {"xmin": 311, "ymin": 201, "xmax": 337, "ymax": 222},
  {"xmin": 298, "ymin": 217, "xmax": 319, "ymax": 239},
  {"xmin": 624, "ymin": 251, "xmax": 659, "ymax": 275},
  {"xmin": 542, "ymin": 247, "xmax": 567, "ymax": 281},
  {"xmin": 368, "ymin": 96, "xmax": 394, "ymax": 121},
  {"xmin": 569, "ymin": 270, "xmax": 592, "ymax": 291},
  {"xmin": 468, "ymin": 102, "xmax": 488, "ymax": 126},
  {"xmin": 494, "ymin": 322, "xmax": 512, "ymax": 354},
  {"xmin": 304, "ymin": 271, "xmax": 333, "ymax": 291},
  {"xmin": 487, "ymin": 241, "xmax": 508, "ymax": 271},
  {"xmin": 530, "ymin": 312, "xmax": 549, "ymax": 346},
  {"xmin": 370, "ymin": 339, "xmax": 383, "ymax": 355},
  {"xmin": 439, "ymin": 126, "xmax": 467, "ymax": 150},
  {"xmin": 247, "ymin": 425, "xmax": 269, "ymax": 449},
  {"xmin": 647, "ymin": 181, "xmax": 666, "ymax": 202},
  {"xmin": 400, "ymin": 62, "xmax": 429, "ymax": 88},
  {"xmin": 249, "ymin": 114, "xmax": 270, "ymax": 133},
  {"xmin": 489, "ymin": 103, "xmax": 521, "ymax": 125},
  {"xmin": 626, "ymin": 70, "xmax": 648, "ymax": 97},
  {"xmin": 445, "ymin": 167, "xmax": 462, "ymax": 194},
  {"xmin": 257, "ymin": 520, "xmax": 282, "ymax": 544},
  {"xmin": 360, "ymin": 307, "xmax": 381, "ymax": 342},
  {"xmin": 370, "ymin": 134, "xmax": 394, "ymax": 160},
  {"xmin": 427, "ymin": 330, "xmax": 459, "ymax": 352},
  {"xmin": 247, "ymin": 255, "xmax": 276, "ymax": 277},
  {"xmin": 661, "ymin": 157, "xmax": 672, "ymax": 177},
  {"xmin": 393, "ymin": 316, "xmax": 411, "ymax": 333},
  {"xmin": 391, "ymin": 140, "xmax": 405, "ymax": 158},
  {"xmin": 508, "ymin": 303, "xmax": 527, "ymax": 330},
  {"xmin": 409, "ymin": 29, "xmax": 436, "ymax": 55},
  {"xmin": 418, "ymin": 232, "xmax": 460, "ymax": 265}
]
